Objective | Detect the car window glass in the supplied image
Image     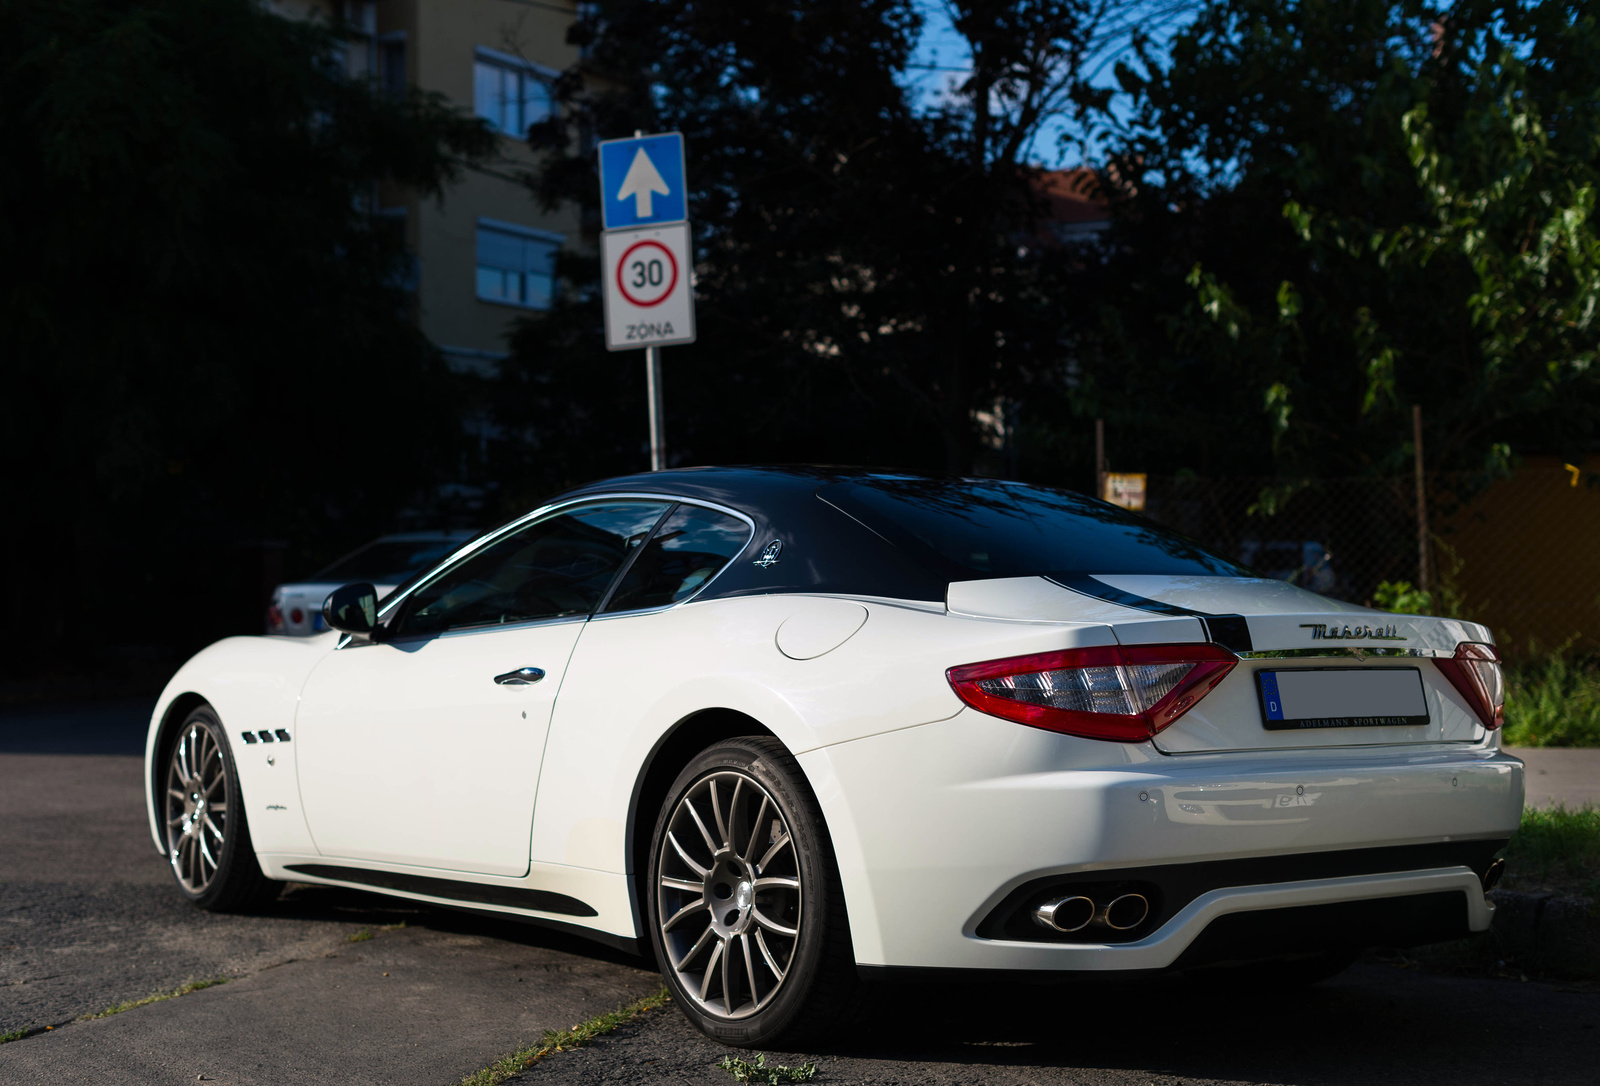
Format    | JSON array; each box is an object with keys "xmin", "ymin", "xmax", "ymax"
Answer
[
  {"xmin": 314, "ymin": 537, "xmax": 470, "ymax": 585},
  {"xmin": 817, "ymin": 478, "xmax": 1247, "ymax": 579},
  {"xmin": 604, "ymin": 505, "xmax": 752, "ymax": 613},
  {"xmin": 394, "ymin": 502, "xmax": 670, "ymax": 636}
]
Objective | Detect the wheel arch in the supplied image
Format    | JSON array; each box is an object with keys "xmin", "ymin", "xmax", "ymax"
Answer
[
  {"xmin": 625, "ymin": 707, "xmax": 779, "ymax": 957},
  {"xmin": 147, "ymin": 691, "xmax": 211, "ymax": 852}
]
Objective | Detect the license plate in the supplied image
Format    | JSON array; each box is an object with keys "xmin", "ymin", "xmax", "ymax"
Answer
[{"xmin": 1256, "ymin": 667, "xmax": 1429, "ymax": 731}]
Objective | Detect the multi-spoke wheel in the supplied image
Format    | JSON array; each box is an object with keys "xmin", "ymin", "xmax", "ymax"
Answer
[
  {"xmin": 160, "ymin": 704, "xmax": 279, "ymax": 911},
  {"xmin": 165, "ymin": 715, "xmax": 229, "ymax": 894},
  {"xmin": 648, "ymin": 736, "xmax": 856, "ymax": 1046}
]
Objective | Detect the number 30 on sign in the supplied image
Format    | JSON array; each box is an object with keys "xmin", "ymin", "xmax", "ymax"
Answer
[{"xmin": 600, "ymin": 221, "xmax": 696, "ymax": 350}]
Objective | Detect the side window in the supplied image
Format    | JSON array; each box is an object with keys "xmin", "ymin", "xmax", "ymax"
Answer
[
  {"xmin": 604, "ymin": 505, "xmax": 752, "ymax": 613},
  {"xmin": 393, "ymin": 502, "xmax": 670, "ymax": 637}
]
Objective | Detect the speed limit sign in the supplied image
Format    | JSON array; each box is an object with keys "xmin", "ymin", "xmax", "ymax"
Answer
[{"xmin": 600, "ymin": 221, "xmax": 696, "ymax": 351}]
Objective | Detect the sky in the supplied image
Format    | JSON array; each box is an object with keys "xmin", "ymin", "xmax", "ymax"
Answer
[{"xmin": 902, "ymin": 1, "xmax": 1200, "ymax": 167}]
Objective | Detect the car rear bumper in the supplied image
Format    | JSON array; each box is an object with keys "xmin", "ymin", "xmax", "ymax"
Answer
[{"xmin": 799, "ymin": 708, "xmax": 1523, "ymax": 972}]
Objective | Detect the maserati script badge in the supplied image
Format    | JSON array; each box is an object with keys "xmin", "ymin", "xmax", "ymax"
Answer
[
  {"xmin": 1300, "ymin": 623, "xmax": 1407, "ymax": 641},
  {"xmin": 753, "ymin": 539, "xmax": 783, "ymax": 568}
]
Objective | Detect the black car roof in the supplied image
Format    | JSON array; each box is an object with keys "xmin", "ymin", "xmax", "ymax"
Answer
[
  {"xmin": 552, "ymin": 466, "xmax": 952, "ymax": 603},
  {"xmin": 548, "ymin": 465, "xmax": 1244, "ymax": 605}
]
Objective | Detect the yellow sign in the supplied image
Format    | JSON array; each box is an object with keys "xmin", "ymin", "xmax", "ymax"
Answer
[{"xmin": 1104, "ymin": 473, "xmax": 1147, "ymax": 511}]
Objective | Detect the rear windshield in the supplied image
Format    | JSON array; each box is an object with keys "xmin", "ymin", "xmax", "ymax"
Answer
[
  {"xmin": 818, "ymin": 478, "xmax": 1246, "ymax": 579},
  {"xmin": 314, "ymin": 538, "xmax": 467, "ymax": 585}
]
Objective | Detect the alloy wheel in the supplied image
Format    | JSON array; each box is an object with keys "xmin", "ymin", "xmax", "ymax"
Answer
[
  {"xmin": 656, "ymin": 770, "xmax": 802, "ymax": 1019},
  {"xmin": 164, "ymin": 718, "xmax": 229, "ymax": 895}
]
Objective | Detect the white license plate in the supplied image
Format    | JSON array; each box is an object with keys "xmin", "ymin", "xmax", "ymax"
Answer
[{"xmin": 1256, "ymin": 667, "xmax": 1429, "ymax": 731}]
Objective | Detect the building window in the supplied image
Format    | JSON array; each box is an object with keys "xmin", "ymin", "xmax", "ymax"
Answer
[
  {"xmin": 473, "ymin": 49, "xmax": 553, "ymax": 137},
  {"xmin": 378, "ymin": 34, "xmax": 407, "ymax": 99},
  {"xmin": 377, "ymin": 208, "xmax": 417, "ymax": 293},
  {"xmin": 476, "ymin": 221, "xmax": 559, "ymax": 310}
]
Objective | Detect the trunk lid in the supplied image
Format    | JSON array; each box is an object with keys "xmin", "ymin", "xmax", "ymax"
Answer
[{"xmin": 946, "ymin": 574, "xmax": 1494, "ymax": 753}]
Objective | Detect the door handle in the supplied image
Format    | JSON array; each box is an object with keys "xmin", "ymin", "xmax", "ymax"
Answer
[{"xmin": 493, "ymin": 667, "xmax": 546, "ymax": 686}]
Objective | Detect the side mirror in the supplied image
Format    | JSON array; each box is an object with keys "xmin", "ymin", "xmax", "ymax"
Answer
[{"xmin": 323, "ymin": 582, "xmax": 378, "ymax": 635}]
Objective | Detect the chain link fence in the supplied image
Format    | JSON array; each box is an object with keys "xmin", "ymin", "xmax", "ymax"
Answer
[{"xmin": 1135, "ymin": 462, "xmax": 1598, "ymax": 656}]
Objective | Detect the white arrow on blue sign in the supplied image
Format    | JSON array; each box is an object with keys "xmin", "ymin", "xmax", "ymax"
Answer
[{"xmin": 597, "ymin": 132, "xmax": 687, "ymax": 230}]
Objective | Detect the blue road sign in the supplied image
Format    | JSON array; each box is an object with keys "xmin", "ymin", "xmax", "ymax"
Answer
[{"xmin": 597, "ymin": 132, "xmax": 687, "ymax": 230}]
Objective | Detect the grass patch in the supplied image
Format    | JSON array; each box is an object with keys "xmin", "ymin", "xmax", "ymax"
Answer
[
  {"xmin": 459, "ymin": 986, "xmax": 671, "ymax": 1086},
  {"xmin": 1502, "ymin": 647, "xmax": 1600, "ymax": 747},
  {"xmin": 1502, "ymin": 804, "xmax": 1600, "ymax": 897},
  {"xmin": 348, "ymin": 928, "xmax": 374, "ymax": 943},
  {"xmin": 718, "ymin": 1052, "xmax": 819, "ymax": 1083},
  {"xmin": 0, "ymin": 1028, "xmax": 26, "ymax": 1044},
  {"xmin": 77, "ymin": 977, "xmax": 227, "ymax": 1021}
]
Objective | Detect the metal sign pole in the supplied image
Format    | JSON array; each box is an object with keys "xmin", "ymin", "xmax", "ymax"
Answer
[
  {"xmin": 646, "ymin": 345, "xmax": 665, "ymax": 471},
  {"xmin": 596, "ymin": 129, "xmax": 692, "ymax": 473},
  {"xmin": 1413, "ymin": 404, "xmax": 1430, "ymax": 593}
]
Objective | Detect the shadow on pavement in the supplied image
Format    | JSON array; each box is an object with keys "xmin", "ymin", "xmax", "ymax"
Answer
[
  {"xmin": 817, "ymin": 964, "xmax": 1600, "ymax": 1083},
  {"xmin": 530, "ymin": 961, "xmax": 1600, "ymax": 1085}
]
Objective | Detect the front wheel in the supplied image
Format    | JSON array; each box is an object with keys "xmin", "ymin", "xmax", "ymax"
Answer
[
  {"xmin": 647, "ymin": 736, "xmax": 857, "ymax": 1046},
  {"xmin": 161, "ymin": 704, "xmax": 280, "ymax": 911}
]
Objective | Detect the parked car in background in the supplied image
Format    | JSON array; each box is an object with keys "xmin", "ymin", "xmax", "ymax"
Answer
[{"xmin": 265, "ymin": 531, "xmax": 477, "ymax": 636}]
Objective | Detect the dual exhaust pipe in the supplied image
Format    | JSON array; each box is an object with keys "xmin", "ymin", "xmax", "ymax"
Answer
[{"xmin": 1033, "ymin": 892, "xmax": 1150, "ymax": 934}]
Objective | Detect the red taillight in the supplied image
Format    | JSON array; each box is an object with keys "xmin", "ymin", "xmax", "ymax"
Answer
[
  {"xmin": 1437, "ymin": 642, "xmax": 1505, "ymax": 730},
  {"xmin": 946, "ymin": 643, "xmax": 1239, "ymax": 743},
  {"xmin": 266, "ymin": 605, "xmax": 284, "ymax": 633},
  {"xmin": 289, "ymin": 607, "xmax": 305, "ymax": 626}
]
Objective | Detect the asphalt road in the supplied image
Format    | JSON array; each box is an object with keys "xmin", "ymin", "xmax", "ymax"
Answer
[
  {"xmin": 0, "ymin": 699, "xmax": 661, "ymax": 1085},
  {"xmin": 1511, "ymin": 745, "xmax": 1600, "ymax": 809},
  {"xmin": 2, "ymin": 700, "xmax": 1598, "ymax": 1085}
]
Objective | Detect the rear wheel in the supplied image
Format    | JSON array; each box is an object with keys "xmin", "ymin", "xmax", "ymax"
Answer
[
  {"xmin": 647, "ymin": 736, "xmax": 857, "ymax": 1046},
  {"xmin": 161, "ymin": 704, "xmax": 280, "ymax": 911}
]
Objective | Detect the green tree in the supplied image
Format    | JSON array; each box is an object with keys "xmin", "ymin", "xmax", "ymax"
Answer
[
  {"xmin": 1097, "ymin": 0, "xmax": 1600, "ymax": 477},
  {"xmin": 0, "ymin": 0, "xmax": 495, "ymax": 671},
  {"xmin": 495, "ymin": 0, "xmax": 1150, "ymax": 500}
]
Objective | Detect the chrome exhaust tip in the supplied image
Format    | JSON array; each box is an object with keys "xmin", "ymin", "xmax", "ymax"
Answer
[
  {"xmin": 1033, "ymin": 894, "xmax": 1096, "ymax": 933},
  {"xmin": 1095, "ymin": 892, "xmax": 1150, "ymax": 931},
  {"xmin": 1482, "ymin": 857, "xmax": 1505, "ymax": 892}
]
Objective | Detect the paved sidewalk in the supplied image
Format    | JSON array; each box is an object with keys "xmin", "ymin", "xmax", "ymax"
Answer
[{"xmin": 1506, "ymin": 745, "xmax": 1600, "ymax": 809}]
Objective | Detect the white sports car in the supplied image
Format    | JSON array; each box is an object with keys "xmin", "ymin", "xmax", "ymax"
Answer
[{"xmin": 145, "ymin": 468, "xmax": 1522, "ymax": 1045}]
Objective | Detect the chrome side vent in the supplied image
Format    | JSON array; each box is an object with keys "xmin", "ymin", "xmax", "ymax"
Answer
[
  {"xmin": 256, "ymin": 730, "xmax": 275, "ymax": 743},
  {"xmin": 240, "ymin": 732, "xmax": 258, "ymax": 745},
  {"xmin": 274, "ymin": 729, "xmax": 292, "ymax": 742}
]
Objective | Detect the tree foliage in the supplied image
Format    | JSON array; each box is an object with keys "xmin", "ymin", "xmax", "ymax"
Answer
[
  {"xmin": 0, "ymin": 0, "xmax": 495, "ymax": 669},
  {"xmin": 1099, "ymin": 0, "xmax": 1600, "ymax": 476},
  {"xmin": 494, "ymin": 0, "xmax": 1139, "ymax": 503}
]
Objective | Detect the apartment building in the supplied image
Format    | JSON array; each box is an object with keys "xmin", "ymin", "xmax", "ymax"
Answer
[{"xmin": 280, "ymin": 0, "xmax": 581, "ymax": 377}]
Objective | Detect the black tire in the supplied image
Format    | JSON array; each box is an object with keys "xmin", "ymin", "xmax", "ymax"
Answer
[
  {"xmin": 646, "ymin": 736, "xmax": 857, "ymax": 1047},
  {"xmin": 160, "ymin": 704, "xmax": 281, "ymax": 912}
]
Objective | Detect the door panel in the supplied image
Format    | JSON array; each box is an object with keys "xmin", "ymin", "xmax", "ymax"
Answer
[
  {"xmin": 291, "ymin": 499, "xmax": 672, "ymax": 877},
  {"xmin": 295, "ymin": 620, "xmax": 584, "ymax": 876}
]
